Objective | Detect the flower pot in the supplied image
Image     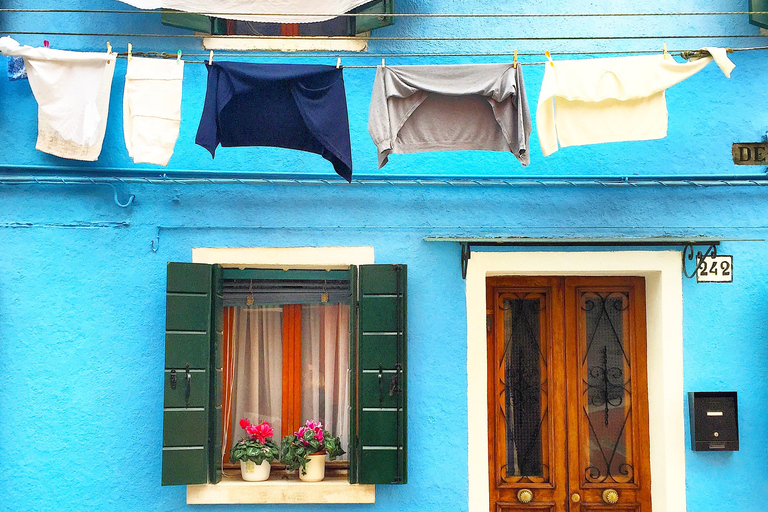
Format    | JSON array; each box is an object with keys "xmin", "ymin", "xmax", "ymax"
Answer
[
  {"xmin": 299, "ymin": 453, "xmax": 326, "ymax": 482},
  {"xmin": 240, "ymin": 460, "xmax": 271, "ymax": 482}
]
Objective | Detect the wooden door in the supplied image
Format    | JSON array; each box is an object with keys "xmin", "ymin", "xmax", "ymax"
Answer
[{"xmin": 487, "ymin": 277, "xmax": 651, "ymax": 512}]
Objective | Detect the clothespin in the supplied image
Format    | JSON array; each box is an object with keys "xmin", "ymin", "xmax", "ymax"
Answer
[
  {"xmin": 43, "ymin": 40, "xmax": 49, "ymax": 48},
  {"xmin": 177, "ymin": 50, "xmax": 182, "ymax": 63},
  {"xmin": 381, "ymin": 58, "xmax": 386, "ymax": 69},
  {"xmin": 128, "ymin": 43, "xmax": 132, "ymax": 61},
  {"xmin": 106, "ymin": 42, "xmax": 112, "ymax": 54},
  {"xmin": 209, "ymin": 50, "xmax": 214, "ymax": 65},
  {"xmin": 663, "ymin": 42, "xmax": 669, "ymax": 59},
  {"xmin": 545, "ymin": 50, "xmax": 554, "ymax": 67},
  {"xmin": 336, "ymin": 57, "xmax": 341, "ymax": 69},
  {"xmin": 513, "ymin": 49, "xmax": 518, "ymax": 69}
]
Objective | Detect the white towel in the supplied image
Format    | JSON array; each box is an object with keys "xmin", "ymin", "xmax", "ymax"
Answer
[
  {"xmin": 536, "ymin": 48, "xmax": 735, "ymax": 156},
  {"xmin": 117, "ymin": 0, "xmax": 373, "ymax": 23},
  {"xmin": 0, "ymin": 36, "xmax": 115, "ymax": 161},
  {"xmin": 123, "ymin": 57, "xmax": 184, "ymax": 166}
]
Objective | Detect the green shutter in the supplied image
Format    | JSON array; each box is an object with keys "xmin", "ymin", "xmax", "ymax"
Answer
[
  {"xmin": 352, "ymin": 264, "xmax": 407, "ymax": 484},
  {"xmin": 161, "ymin": 10, "xmax": 228, "ymax": 35},
  {"xmin": 351, "ymin": 0, "xmax": 395, "ymax": 34},
  {"xmin": 162, "ymin": 262, "xmax": 223, "ymax": 486}
]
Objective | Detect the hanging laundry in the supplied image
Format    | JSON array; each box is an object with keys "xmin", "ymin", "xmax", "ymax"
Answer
[
  {"xmin": 7, "ymin": 56, "xmax": 27, "ymax": 81},
  {"xmin": 537, "ymin": 48, "xmax": 735, "ymax": 156},
  {"xmin": 368, "ymin": 63, "xmax": 532, "ymax": 169},
  {"xmin": 116, "ymin": 0, "xmax": 373, "ymax": 23},
  {"xmin": 0, "ymin": 37, "xmax": 115, "ymax": 161},
  {"xmin": 123, "ymin": 57, "xmax": 184, "ymax": 166},
  {"xmin": 196, "ymin": 62, "xmax": 353, "ymax": 181}
]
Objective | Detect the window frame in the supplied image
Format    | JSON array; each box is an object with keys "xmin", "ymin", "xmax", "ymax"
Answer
[{"xmin": 220, "ymin": 268, "xmax": 355, "ymax": 468}]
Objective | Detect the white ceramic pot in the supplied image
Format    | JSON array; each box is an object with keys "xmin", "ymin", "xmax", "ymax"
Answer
[
  {"xmin": 240, "ymin": 459, "xmax": 271, "ymax": 481},
  {"xmin": 299, "ymin": 453, "xmax": 326, "ymax": 482}
]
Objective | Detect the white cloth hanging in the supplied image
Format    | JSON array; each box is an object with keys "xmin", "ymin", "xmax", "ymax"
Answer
[
  {"xmin": 536, "ymin": 48, "xmax": 735, "ymax": 156},
  {"xmin": 116, "ymin": 0, "xmax": 373, "ymax": 23},
  {"xmin": 123, "ymin": 57, "xmax": 184, "ymax": 166},
  {"xmin": 0, "ymin": 37, "xmax": 115, "ymax": 161}
]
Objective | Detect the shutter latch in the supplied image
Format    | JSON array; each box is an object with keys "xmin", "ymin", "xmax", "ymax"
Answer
[
  {"xmin": 389, "ymin": 363, "xmax": 403, "ymax": 397},
  {"xmin": 185, "ymin": 363, "xmax": 191, "ymax": 407}
]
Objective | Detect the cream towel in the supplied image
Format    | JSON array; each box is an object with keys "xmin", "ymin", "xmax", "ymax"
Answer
[
  {"xmin": 123, "ymin": 57, "xmax": 184, "ymax": 166},
  {"xmin": 0, "ymin": 36, "xmax": 115, "ymax": 161},
  {"xmin": 117, "ymin": 0, "xmax": 372, "ymax": 23},
  {"xmin": 537, "ymin": 48, "xmax": 735, "ymax": 156}
]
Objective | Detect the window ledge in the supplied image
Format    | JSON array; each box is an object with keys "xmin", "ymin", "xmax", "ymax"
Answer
[
  {"xmin": 202, "ymin": 36, "xmax": 369, "ymax": 52},
  {"xmin": 187, "ymin": 474, "xmax": 376, "ymax": 504}
]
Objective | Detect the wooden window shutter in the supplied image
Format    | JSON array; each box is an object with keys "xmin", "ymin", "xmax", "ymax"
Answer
[
  {"xmin": 351, "ymin": 0, "xmax": 395, "ymax": 34},
  {"xmin": 351, "ymin": 264, "xmax": 407, "ymax": 484},
  {"xmin": 160, "ymin": 10, "xmax": 228, "ymax": 35},
  {"xmin": 162, "ymin": 262, "xmax": 223, "ymax": 486}
]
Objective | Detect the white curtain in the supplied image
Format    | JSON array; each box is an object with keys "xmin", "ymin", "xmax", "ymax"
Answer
[
  {"xmin": 231, "ymin": 306, "xmax": 283, "ymax": 442},
  {"xmin": 301, "ymin": 304, "xmax": 350, "ymax": 458},
  {"xmin": 116, "ymin": 0, "xmax": 374, "ymax": 23}
]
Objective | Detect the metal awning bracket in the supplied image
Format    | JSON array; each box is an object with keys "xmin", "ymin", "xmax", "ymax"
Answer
[
  {"xmin": 682, "ymin": 242, "xmax": 718, "ymax": 279},
  {"xmin": 461, "ymin": 243, "xmax": 471, "ymax": 279}
]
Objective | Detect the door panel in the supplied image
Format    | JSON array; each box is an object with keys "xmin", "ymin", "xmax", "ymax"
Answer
[
  {"xmin": 488, "ymin": 277, "xmax": 650, "ymax": 512},
  {"xmin": 487, "ymin": 278, "xmax": 566, "ymax": 511}
]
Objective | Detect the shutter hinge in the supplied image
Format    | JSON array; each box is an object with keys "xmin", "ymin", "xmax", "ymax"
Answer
[{"xmin": 486, "ymin": 311, "xmax": 493, "ymax": 332}]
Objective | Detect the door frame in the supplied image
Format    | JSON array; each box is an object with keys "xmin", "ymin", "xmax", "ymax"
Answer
[{"xmin": 466, "ymin": 250, "xmax": 684, "ymax": 512}]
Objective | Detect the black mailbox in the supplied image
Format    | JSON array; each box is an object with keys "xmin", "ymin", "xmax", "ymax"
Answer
[{"xmin": 688, "ymin": 391, "xmax": 739, "ymax": 451}]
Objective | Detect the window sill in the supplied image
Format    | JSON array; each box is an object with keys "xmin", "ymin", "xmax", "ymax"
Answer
[
  {"xmin": 202, "ymin": 35, "xmax": 369, "ymax": 52},
  {"xmin": 186, "ymin": 474, "xmax": 376, "ymax": 504}
]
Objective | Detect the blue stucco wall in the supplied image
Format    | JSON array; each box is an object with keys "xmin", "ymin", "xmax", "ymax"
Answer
[{"xmin": 1, "ymin": 1, "xmax": 768, "ymax": 511}]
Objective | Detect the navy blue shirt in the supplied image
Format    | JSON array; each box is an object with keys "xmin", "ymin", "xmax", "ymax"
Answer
[{"xmin": 196, "ymin": 62, "xmax": 353, "ymax": 182}]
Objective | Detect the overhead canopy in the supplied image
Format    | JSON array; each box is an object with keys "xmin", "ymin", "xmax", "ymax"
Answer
[{"xmin": 117, "ymin": 0, "xmax": 374, "ymax": 23}]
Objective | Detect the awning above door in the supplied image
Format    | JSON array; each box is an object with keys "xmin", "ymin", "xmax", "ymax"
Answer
[{"xmin": 423, "ymin": 236, "xmax": 763, "ymax": 279}]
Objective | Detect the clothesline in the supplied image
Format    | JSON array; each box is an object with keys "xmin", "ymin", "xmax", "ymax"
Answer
[
  {"xmin": 4, "ymin": 9, "xmax": 768, "ymax": 18},
  {"xmin": 111, "ymin": 46, "xmax": 749, "ymax": 67},
  {"xmin": 4, "ymin": 31, "xmax": 765, "ymax": 41}
]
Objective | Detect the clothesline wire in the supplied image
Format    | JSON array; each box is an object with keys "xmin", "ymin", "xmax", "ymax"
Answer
[
  {"xmin": 3, "ymin": 31, "xmax": 765, "ymax": 41},
  {"xmin": 4, "ymin": 9, "xmax": 768, "ymax": 17},
  {"xmin": 109, "ymin": 45, "xmax": 761, "ymax": 66}
]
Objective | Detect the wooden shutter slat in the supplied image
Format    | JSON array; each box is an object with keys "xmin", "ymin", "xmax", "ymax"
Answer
[{"xmin": 353, "ymin": 264, "xmax": 407, "ymax": 484}]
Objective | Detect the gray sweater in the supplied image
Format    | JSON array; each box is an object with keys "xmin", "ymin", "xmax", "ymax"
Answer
[{"xmin": 368, "ymin": 63, "xmax": 532, "ymax": 168}]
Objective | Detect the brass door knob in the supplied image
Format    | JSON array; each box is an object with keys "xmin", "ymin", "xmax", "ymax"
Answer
[
  {"xmin": 517, "ymin": 489, "xmax": 533, "ymax": 503},
  {"xmin": 571, "ymin": 493, "xmax": 581, "ymax": 502},
  {"xmin": 602, "ymin": 489, "xmax": 619, "ymax": 504}
]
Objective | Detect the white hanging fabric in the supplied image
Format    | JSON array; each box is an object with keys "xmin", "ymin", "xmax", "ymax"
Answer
[
  {"xmin": 536, "ymin": 48, "xmax": 735, "ymax": 156},
  {"xmin": 116, "ymin": 0, "xmax": 373, "ymax": 23},
  {"xmin": 0, "ymin": 36, "xmax": 116, "ymax": 161},
  {"xmin": 123, "ymin": 56, "xmax": 184, "ymax": 166}
]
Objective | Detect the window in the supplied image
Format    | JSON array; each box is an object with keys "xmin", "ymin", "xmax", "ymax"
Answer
[
  {"xmin": 220, "ymin": 271, "xmax": 353, "ymax": 466},
  {"xmin": 160, "ymin": 0, "xmax": 394, "ymax": 51},
  {"xmin": 162, "ymin": 262, "xmax": 407, "ymax": 488}
]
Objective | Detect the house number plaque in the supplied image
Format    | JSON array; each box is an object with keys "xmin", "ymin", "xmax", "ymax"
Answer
[{"xmin": 696, "ymin": 255, "xmax": 733, "ymax": 283}]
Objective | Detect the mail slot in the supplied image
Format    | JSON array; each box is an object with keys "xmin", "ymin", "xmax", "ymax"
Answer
[{"xmin": 688, "ymin": 391, "xmax": 739, "ymax": 451}]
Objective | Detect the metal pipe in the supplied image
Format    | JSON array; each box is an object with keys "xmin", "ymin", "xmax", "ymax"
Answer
[{"xmin": 2, "ymin": 165, "xmax": 768, "ymax": 186}]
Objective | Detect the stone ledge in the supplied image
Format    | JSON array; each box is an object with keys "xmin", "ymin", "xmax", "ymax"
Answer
[{"xmin": 187, "ymin": 474, "xmax": 376, "ymax": 504}]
